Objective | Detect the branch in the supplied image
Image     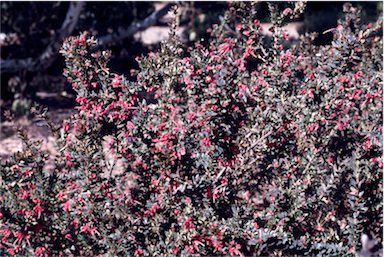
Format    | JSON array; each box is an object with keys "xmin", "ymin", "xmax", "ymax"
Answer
[
  {"xmin": 0, "ymin": 1, "xmax": 84, "ymax": 75},
  {"xmin": 92, "ymin": 2, "xmax": 176, "ymax": 49}
]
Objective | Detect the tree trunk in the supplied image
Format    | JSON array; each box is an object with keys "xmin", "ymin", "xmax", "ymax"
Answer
[
  {"xmin": 1, "ymin": 2, "xmax": 177, "ymax": 75},
  {"xmin": 1, "ymin": 1, "xmax": 84, "ymax": 75},
  {"xmin": 92, "ymin": 2, "xmax": 175, "ymax": 49}
]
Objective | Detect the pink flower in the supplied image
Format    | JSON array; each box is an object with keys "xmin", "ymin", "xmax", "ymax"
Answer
[
  {"xmin": 182, "ymin": 57, "xmax": 190, "ymax": 64},
  {"xmin": 218, "ymin": 42, "xmax": 232, "ymax": 55},
  {"xmin": 243, "ymin": 47, "xmax": 256, "ymax": 59},
  {"xmin": 201, "ymin": 137, "xmax": 211, "ymax": 147},
  {"xmin": 80, "ymin": 225, "xmax": 89, "ymax": 233},
  {"xmin": 63, "ymin": 120, "xmax": 70, "ymax": 132},
  {"xmin": 367, "ymin": 23, "xmax": 372, "ymax": 29},
  {"xmin": 307, "ymin": 123, "xmax": 319, "ymax": 131},
  {"xmin": 71, "ymin": 218, "xmax": 79, "ymax": 227},
  {"xmin": 62, "ymin": 200, "xmax": 71, "ymax": 212},
  {"xmin": 135, "ymin": 248, "xmax": 143, "ymax": 256},
  {"xmin": 183, "ymin": 217, "xmax": 195, "ymax": 229},
  {"xmin": 33, "ymin": 204, "xmax": 44, "ymax": 219},
  {"xmin": 151, "ymin": 179, "xmax": 158, "ymax": 187},
  {"xmin": 63, "ymin": 151, "xmax": 72, "ymax": 161},
  {"xmin": 127, "ymin": 121, "xmax": 135, "ymax": 129},
  {"xmin": 187, "ymin": 112, "xmax": 196, "ymax": 122},
  {"xmin": 150, "ymin": 203, "xmax": 161, "ymax": 216},
  {"xmin": 134, "ymin": 159, "xmax": 142, "ymax": 166},
  {"xmin": 280, "ymin": 51, "xmax": 292, "ymax": 64},
  {"xmin": 88, "ymin": 227, "xmax": 100, "ymax": 237},
  {"xmin": 7, "ymin": 248, "xmax": 15, "ymax": 255},
  {"xmin": 336, "ymin": 119, "xmax": 348, "ymax": 130},
  {"xmin": 74, "ymin": 34, "xmax": 86, "ymax": 45},
  {"xmin": 283, "ymin": 8, "xmax": 291, "ymax": 15},
  {"xmin": 110, "ymin": 74, "xmax": 122, "ymax": 88},
  {"xmin": 80, "ymin": 225, "xmax": 99, "ymax": 237},
  {"xmin": 35, "ymin": 247, "xmax": 45, "ymax": 257},
  {"xmin": 65, "ymin": 234, "xmax": 73, "ymax": 241},
  {"xmin": 172, "ymin": 247, "xmax": 180, "ymax": 255},
  {"xmin": 228, "ymin": 241, "xmax": 242, "ymax": 256},
  {"xmin": 235, "ymin": 59, "xmax": 246, "ymax": 71}
]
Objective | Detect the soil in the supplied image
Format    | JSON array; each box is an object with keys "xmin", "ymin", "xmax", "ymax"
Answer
[
  {"xmin": 0, "ymin": 107, "xmax": 76, "ymax": 170},
  {"xmin": 0, "ymin": 105, "xmax": 126, "ymax": 175}
]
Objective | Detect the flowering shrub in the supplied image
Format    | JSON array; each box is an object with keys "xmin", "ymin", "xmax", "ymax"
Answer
[{"xmin": 1, "ymin": 2, "xmax": 382, "ymax": 256}]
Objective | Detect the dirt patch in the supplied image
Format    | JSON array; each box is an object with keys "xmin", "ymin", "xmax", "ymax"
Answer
[
  {"xmin": 0, "ymin": 109, "xmax": 75, "ymax": 169},
  {"xmin": 1, "ymin": 108, "xmax": 125, "ymax": 175}
]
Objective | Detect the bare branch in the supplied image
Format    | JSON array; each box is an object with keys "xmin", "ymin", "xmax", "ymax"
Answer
[
  {"xmin": 1, "ymin": 1, "xmax": 84, "ymax": 75},
  {"xmin": 92, "ymin": 2, "xmax": 176, "ymax": 49},
  {"xmin": 1, "ymin": 2, "xmax": 176, "ymax": 75}
]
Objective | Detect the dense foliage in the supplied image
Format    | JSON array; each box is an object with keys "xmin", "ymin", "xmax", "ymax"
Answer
[{"xmin": 1, "ymin": 2, "xmax": 382, "ymax": 256}]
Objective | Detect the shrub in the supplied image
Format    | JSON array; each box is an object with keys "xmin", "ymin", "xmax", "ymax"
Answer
[{"xmin": 1, "ymin": 2, "xmax": 382, "ymax": 256}]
